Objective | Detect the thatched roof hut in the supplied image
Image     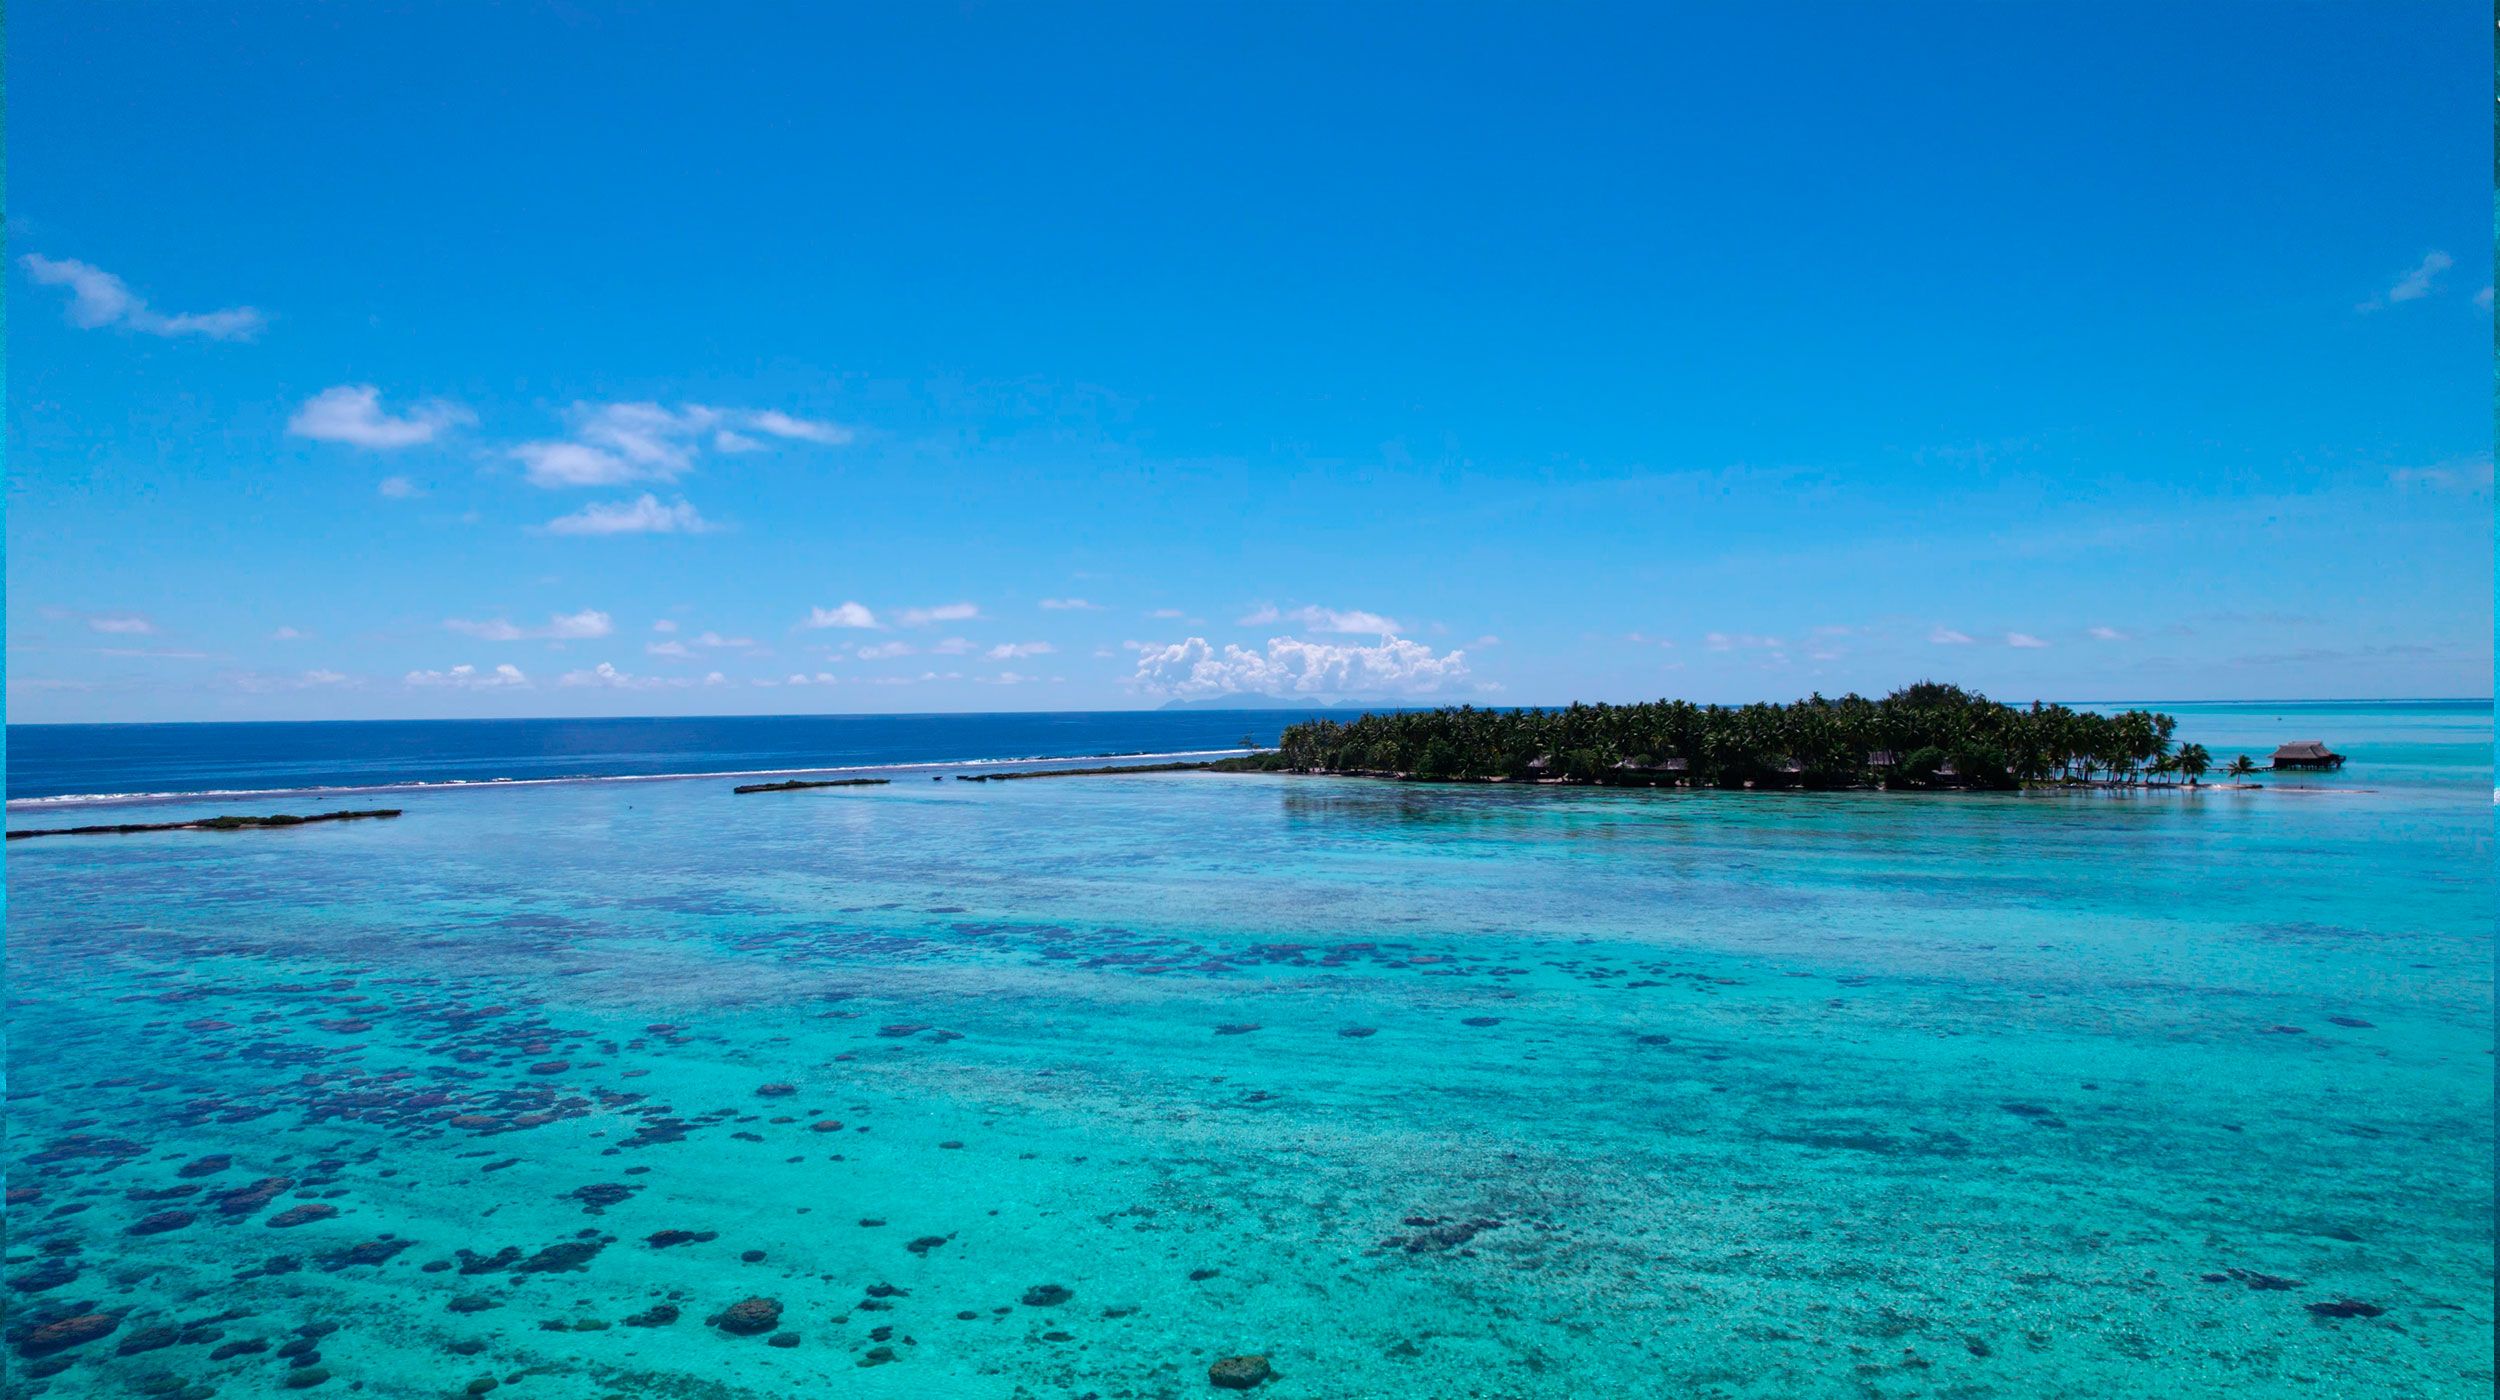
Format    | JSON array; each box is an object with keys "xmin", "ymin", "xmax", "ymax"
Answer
[{"xmin": 2270, "ymin": 741, "xmax": 2345, "ymax": 770}]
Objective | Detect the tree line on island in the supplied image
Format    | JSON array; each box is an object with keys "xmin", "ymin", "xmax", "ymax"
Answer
[{"xmin": 1219, "ymin": 683, "xmax": 2252, "ymax": 790}]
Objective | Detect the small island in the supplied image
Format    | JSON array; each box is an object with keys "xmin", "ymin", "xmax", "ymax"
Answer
[
  {"xmin": 1215, "ymin": 683, "xmax": 2252, "ymax": 790},
  {"xmin": 732, "ymin": 777, "xmax": 893, "ymax": 794},
  {"xmin": 7, "ymin": 809, "xmax": 405, "ymax": 840}
]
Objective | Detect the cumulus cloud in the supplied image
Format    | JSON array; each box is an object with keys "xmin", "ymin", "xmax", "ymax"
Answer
[
  {"xmin": 511, "ymin": 402, "xmax": 850, "ymax": 488},
  {"xmin": 1038, "ymin": 597, "xmax": 1100, "ymax": 611},
  {"xmin": 802, "ymin": 601, "xmax": 879, "ymax": 630},
  {"xmin": 896, "ymin": 602, "xmax": 981, "ymax": 627},
  {"xmin": 288, "ymin": 384, "xmax": 474, "ymax": 449},
  {"xmin": 2360, "ymin": 250, "xmax": 2454, "ymax": 311},
  {"xmin": 1928, "ymin": 626, "xmax": 1976, "ymax": 645},
  {"xmin": 986, "ymin": 641, "xmax": 1055, "ymax": 659},
  {"xmin": 19, "ymin": 254, "xmax": 265, "ymax": 339},
  {"xmin": 1238, "ymin": 604, "xmax": 1401, "ymax": 635},
  {"xmin": 445, "ymin": 608, "xmax": 613, "ymax": 642},
  {"xmin": 406, "ymin": 663, "xmax": 530, "ymax": 690},
  {"xmin": 544, "ymin": 494, "xmax": 717, "ymax": 535},
  {"xmin": 1131, "ymin": 636, "xmax": 1469, "ymax": 699},
  {"xmin": 2006, "ymin": 632, "xmax": 2050, "ymax": 649},
  {"xmin": 929, "ymin": 637, "xmax": 975, "ymax": 655}
]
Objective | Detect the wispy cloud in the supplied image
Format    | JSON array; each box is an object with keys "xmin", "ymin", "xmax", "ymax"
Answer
[
  {"xmin": 802, "ymin": 602, "xmax": 879, "ymax": 630},
  {"xmin": 270, "ymin": 626, "xmax": 308, "ymax": 642},
  {"xmin": 378, "ymin": 475, "xmax": 422, "ymax": 499},
  {"xmin": 85, "ymin": 613, "xmax": 157, "ymax": 636},
  {"xmin": 406, "ymin": 663, "xmax": 531, "ymax": 690},
  {"xmin": 557, "ymin": 661, "xmax": 731, "ymax": 690},
  {"xmin": 445, "ymin": 608, "xmax": 613, "ymax": 642},
  {"xmin": 1705, "ymin": 631, "xmax": 1783, "ymax": 652},
  {"xmin": 2087, "ymin": 625, "xmax": 2131, "ymax": 642},
  {"xmin": 986, "ymin": 641, "xmax": 1055, "ymax": 659},
  {"xmin": 1928, "ymin": 626, "xmax": 1975, "ymax": 645},
  {"xmin": 288, "ymin": 384, "xmax": 473, "ymax": 449},
  {"xmin": 898, "ymin": 602, "xmax": 981, "ymax": 627},
  {"xmin": 2389, "ymin": 458, "xmax": 2494, "ymax": 494},
  {"xmin": 19, "ymin": 254, "xmax": 265, "ymax": 339},
  {"xmin": 1038, "ymin": 597, "xmax": 1100, "ymax": 611},
  {"xmin": 2359, "ymin": 250, "xmax": 2454, "ymax": 311},
  {"xmin": 511, "ymin": 402, "xmax": 850, "ymax": 488},
  {"xmin": 544, "ymin": 494, "xmax": 717, "ymax": 535},
  {"xmin": 1238, "ymin": 603, "xmax": 1401, "ymax": 635},
  {"xmin": 2006, "ymin": 632, "xmax": 2050, "ymax": 649},
  {"xmin": 856, "ymin": 641, "xmax": 915, "ymax": 660}
]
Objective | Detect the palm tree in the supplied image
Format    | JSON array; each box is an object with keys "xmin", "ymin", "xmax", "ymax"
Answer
[
  {"xmin": 2176, "ymin": 743, "xmax": 2210, "ymax": 785},
  {"xmin": 2224, "ymin": 753, "xmax": 2257, "ymax": 781}
]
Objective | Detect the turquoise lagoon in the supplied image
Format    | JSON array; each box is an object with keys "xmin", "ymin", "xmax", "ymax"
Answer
[{"xmin": 4, "ymin": 701, "xmax": 2492, "ymax": 1397}]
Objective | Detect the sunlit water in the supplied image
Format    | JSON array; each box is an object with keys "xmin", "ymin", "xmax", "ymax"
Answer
[{"xmin": 5, "ymin": 702, "xmax": 2491, "ymax": 1398}]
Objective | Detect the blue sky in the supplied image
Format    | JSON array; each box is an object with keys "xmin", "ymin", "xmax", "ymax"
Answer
[{"xmin": 8, "ymin": 2, "xmax": 2491, "ymax": 722}]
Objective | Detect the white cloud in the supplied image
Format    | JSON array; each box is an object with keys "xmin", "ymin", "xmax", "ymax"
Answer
[
  {"xmin": 2087, "ymin": 626, "xmax": 2130, "ymax": 642},
  {"xmin": 743, "ymin": 409, "xmax": 853, "ymax": 445},
  {"xmin": 2006, "ymin": 632, "xmax": 2050, "ymax": 649},
  {"xmin": 802, "ymin": 601, "xmax": 880, "ymax": 630},
  {"xmin": 512, "ymin": 401, "xmax": 849, "ymax": 488},
  {"xmin": 378, "ymin": 475, "xmax": 421, "ymax": 499},
  {"xmin": 2360, "ymin": 250, "xmax": 2454, "ymax": 311},
  {"xmin": 302, "ymin": 669, "xmax": 349, "ymax": 685},
  {"xmin": 1705, "ymin": 632, "xmax": 1783, "ymax": 652},
  {"xmin": 856, "ymin": 641, "xmax": 915, "ymax": 660},
  {"xmin": 784, "ymin": 672, "xmax": 840, "ymax": 686},
  {"xmin": 1928, "ymin": 627, "xmax": 1975, "ymax": 645},
  {"xmin": 929, "ymin": 637, "xmax": 975, "ymax": 655},
  {"xmin": 898, "ymin": 602, "xmax": 980, "ymax": 627},
  {"xmin": 1147, "ymin": 608, "xmax": 1185, "ymax": 619},
  {"xmin": 406, "ymin": 663, "xmax": 530, "ymax": 690},
  {"xmin": 1039, "ymin": 597, "xmax": 1100, "ymax": 611},
  {"xmin": 652, "ymin": 619, "xmax": 679, "ymax": 633},
  {"xmin": 1131, "ymin": 635, "xmax": 1470, "ymax": 699},
  {"xmin": 19, "ymin": 254, "xmax": 265, "ymax": 339},
  {"xmin": 544, "ymin": 494, "xmax": 717, "ymax": 535},
  {"xmin": 986, "ymin": 641, "xmax": 1055, "ymax": 660},
  {"xmin": 694, "ymin": 630, "xmax": 756, "ymax": 649},
  {"xmin": 647, "ymin": 640, "xmax": 692, "ymax": 658},
  {"xmin": 557, "ymin": 660, "xmax": 715, "ymax": 690},
  {"xmin": 270, "ymin": 626, "xmax": 307, "ymax": 641},
  {"xmin": 288, "ymin": 384, "xmax": 474, "ymax": 449},
  {"xmin": 87, "ymin": 613, "xmax": 156, "ymax": 636},
  {"xmin": 445, "ymin": 608, "xmax": 613, "ymax": 642},
  {"xmin": 1238, "ymin": 603, "xmax": 1401, "ymax": 635}
]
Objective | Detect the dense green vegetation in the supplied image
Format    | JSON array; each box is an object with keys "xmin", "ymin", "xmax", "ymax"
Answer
[{"xmin": 1231, "ymin": 683, "xmax": 2200, "ymax": 790}]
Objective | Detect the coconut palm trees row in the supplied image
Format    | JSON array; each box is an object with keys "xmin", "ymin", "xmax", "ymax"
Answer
[{"xmin": 1256, "ymin": 683, "xmax": 2194, "ymax": 790}]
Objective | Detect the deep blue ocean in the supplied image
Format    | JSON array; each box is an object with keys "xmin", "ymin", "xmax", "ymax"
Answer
[{"xmin": 2, "ymin": 709, "xmax": 1338, "ymax": 804}]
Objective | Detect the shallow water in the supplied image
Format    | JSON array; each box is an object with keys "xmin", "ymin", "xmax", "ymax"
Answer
[{"xmin": 5, "ymin": 702, "xmax": 2492, "ymax": 1398}]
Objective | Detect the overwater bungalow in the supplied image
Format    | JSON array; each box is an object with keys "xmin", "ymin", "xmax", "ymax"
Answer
[{"xmin": 2269, "ymin": 741, "xmax": 2345, "ymax": 771}]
